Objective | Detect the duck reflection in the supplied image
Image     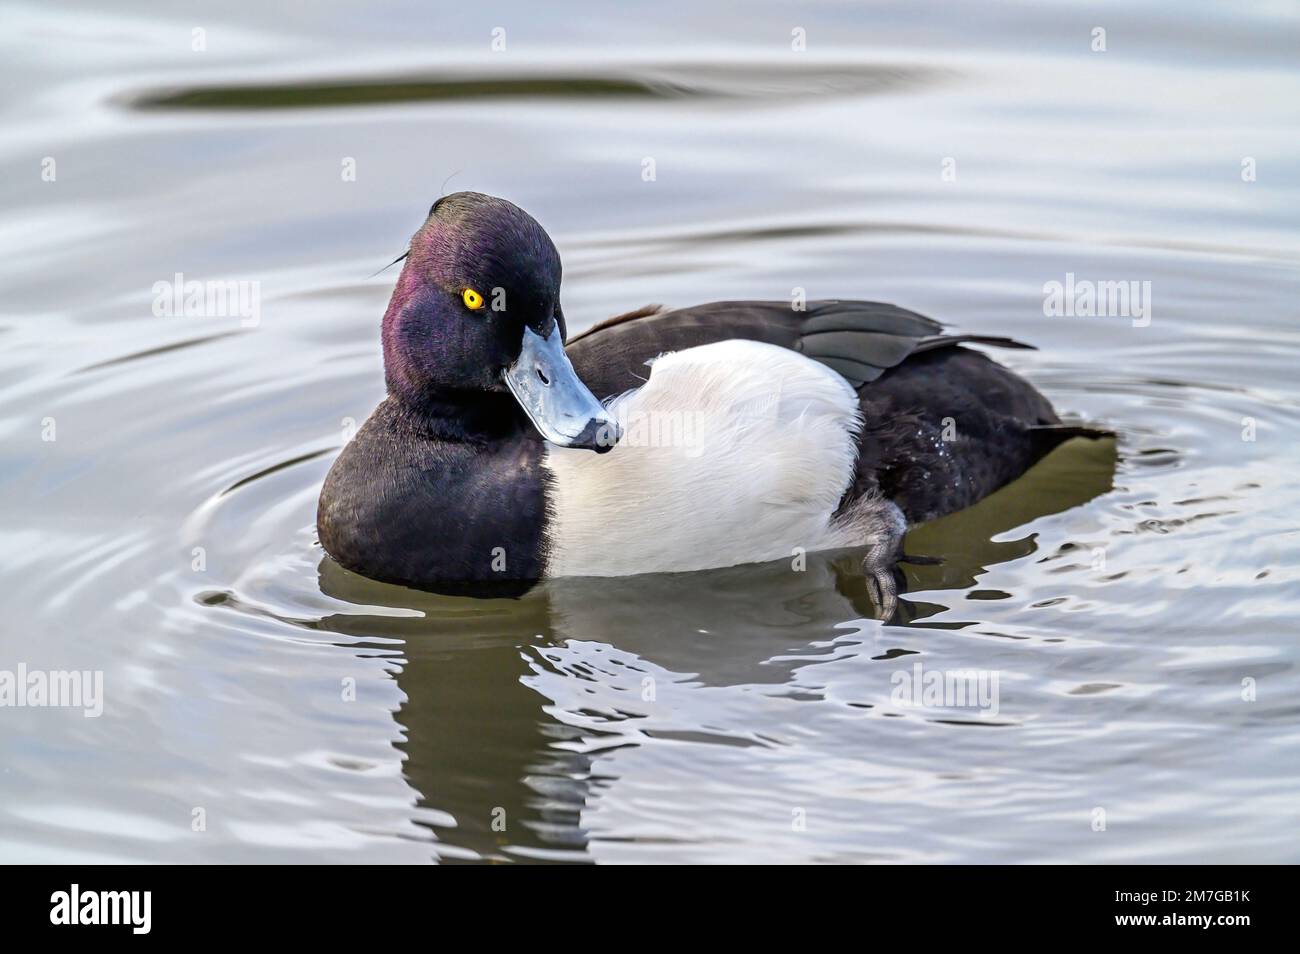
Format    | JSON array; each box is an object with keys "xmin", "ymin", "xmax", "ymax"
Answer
[{"xmin": 314, "ymin": 435, "xmax": 1115, "ymax": 862}]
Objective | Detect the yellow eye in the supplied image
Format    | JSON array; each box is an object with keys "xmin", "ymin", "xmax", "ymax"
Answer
[{"xmin": 462, "ymin": 288, "xmax": 485, "ymax": 311}]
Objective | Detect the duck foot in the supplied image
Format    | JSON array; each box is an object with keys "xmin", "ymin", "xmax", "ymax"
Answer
[
  {"xmin": 862, "ymin": 503, "xmax": 908, "ymax": 622},
  {"xmin": 864, "ymin": 560, "xmax": 901, "ymax": 621}
]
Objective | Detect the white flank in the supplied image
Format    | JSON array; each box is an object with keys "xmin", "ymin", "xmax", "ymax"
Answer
[{"xmin": 542, "ymin": 339, "xmax": 881, "ymax": 577}]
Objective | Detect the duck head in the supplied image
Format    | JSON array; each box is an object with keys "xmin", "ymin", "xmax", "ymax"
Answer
[{"xmin": 381, "ymin": 191, "xmax": 618, "ymax": 452}]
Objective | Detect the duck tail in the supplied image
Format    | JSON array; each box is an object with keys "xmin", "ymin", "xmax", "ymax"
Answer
[
  {"xmin": 1027, "ymin": 423, "xmax": 1115, "ymax": 461},
  {"xmin": 915, "ymin": 333, "xmax": 1038, "ymax": 353}
]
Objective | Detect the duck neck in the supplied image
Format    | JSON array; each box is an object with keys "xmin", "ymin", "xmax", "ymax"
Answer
[{"xmin": 389, "ymin": 387, "xmax": 530, "ymax": 445}]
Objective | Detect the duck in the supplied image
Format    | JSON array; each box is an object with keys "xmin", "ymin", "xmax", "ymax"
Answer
[{"xmin": 317, "ymin": 191, "xmax": 1103, "ymax": 616}]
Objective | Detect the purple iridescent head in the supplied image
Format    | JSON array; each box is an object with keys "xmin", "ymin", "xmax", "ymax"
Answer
[{"xmin": 381, "ymin": 192, "xmax": 617, "ymax": 451}]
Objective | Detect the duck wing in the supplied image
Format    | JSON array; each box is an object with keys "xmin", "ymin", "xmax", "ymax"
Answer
[{"xmin": 565, "ymin": 299, "xmax": 1033, "ymax": 397}]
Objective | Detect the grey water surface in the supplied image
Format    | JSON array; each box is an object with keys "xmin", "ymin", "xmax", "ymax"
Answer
[{"xmin": 2, "ymin": 1, "xmax": 1298, "ymax": 863}]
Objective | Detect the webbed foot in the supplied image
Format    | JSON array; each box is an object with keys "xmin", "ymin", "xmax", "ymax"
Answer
[
  {"xmin": 864, "ymin": 558, "xmax": 900, "ymax": 621},
  {"xmin": 862, "ymin": 502, "xmax": 909, "ymax": 622}
]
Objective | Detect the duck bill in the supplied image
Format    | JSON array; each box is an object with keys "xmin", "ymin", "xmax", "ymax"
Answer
[{"xmin": 503, "ymin": 325, "xmax": 620, "ymax": 453}]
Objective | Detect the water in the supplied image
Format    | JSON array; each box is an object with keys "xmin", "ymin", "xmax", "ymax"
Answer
[{"xmin": 2, "ymin": 1, "xmax": 1298, "ymax": 863}]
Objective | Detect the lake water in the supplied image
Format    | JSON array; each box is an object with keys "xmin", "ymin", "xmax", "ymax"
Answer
[{"xmin": 2, "ymin": 1, "xmax": 1298, "ymax": 863}]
